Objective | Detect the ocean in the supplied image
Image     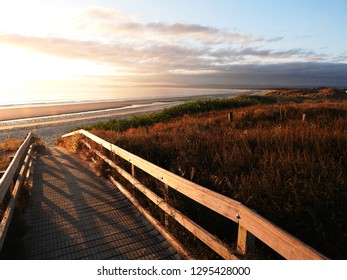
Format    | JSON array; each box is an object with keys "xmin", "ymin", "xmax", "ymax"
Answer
[{"xmin": 0, "ymin": 87, "xmax": 255, "ymax": 109}]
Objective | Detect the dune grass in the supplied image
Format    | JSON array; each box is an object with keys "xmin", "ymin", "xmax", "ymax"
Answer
[
  {"xmin": 0, "ymin": 139, "xmax": 24, "ymax": 170},
  {"xmin": 61, "ymin": 95, "xmax": 346, "ymax": 259},
  {"xmin": 82, "ymin": 95, "xmax": 278, "ymax": 132}
]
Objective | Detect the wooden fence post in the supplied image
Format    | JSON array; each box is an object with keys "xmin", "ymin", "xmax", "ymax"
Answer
[
  {"xmin": 302, "ymin": 114, "xmax": 306, "ymax": 123},
  {"xmin": 228, "ymin": 112, "xmax": 233, "ymax": 123},
  {"xmin": 163, "ymin": 184, "xmax": 169, "ymax": 227},
  {"xmin": 131, "ymin": 163, "xmax": 136, "ymax": 178},
  {"xmin": 237, "ymin": 221, "xmax": 255, "ymax": 255}
]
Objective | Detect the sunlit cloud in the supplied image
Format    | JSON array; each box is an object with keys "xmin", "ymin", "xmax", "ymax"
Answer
[
  {"xmin": 83, "ymin": 5, "xmax": 137, "ymax": 22},
  {"xmin": 0, "ymin": 31, "xmax": 329, "ymax": 74},
  {"xmin": 74, "ymin": 6, "xmax": 271, "ymax": 45},
  {"xmin": 0, "ymin": 5, "xmax": 346, "ymax": 88}
]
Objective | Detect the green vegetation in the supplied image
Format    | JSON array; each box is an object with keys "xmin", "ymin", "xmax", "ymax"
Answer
[
  {"xmin": 83, "ymin": 95, "xmax": 278, "ymax": 132},
  {"xmin": 62, "ymin": 91, "xmax": 346, "ymax": 259}
]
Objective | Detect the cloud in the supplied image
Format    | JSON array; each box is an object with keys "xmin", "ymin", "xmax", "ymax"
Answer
[
  {"xmin": 0, "ymin": 33, "xmax": 209, "ymax": 74},
  {"xmin": 0, "ymin": 29, "xmax": 332, "ymax": 71},
  {"xmin": 0, "ymin": 5, "xmax": 345, "ymax": 87},
  {"xmin": 1, "ymin": 32, "xmax": 346, "ymax": 87},
  {"xmin": 0, "ymin": 32, "xmax": 325, "ymax": 72},
  {"xmin": 83, "ymin": 5, "xmax": 136, "ymax": 22},
  {"xmin": 266, "ymin": 36, "xmax": 284, "ymax": 42},
  {"xmin": 143, "ymin": 22, "xmax": 265, "ymax": 44},
  {"xmin": 156, "ymin": 63, "xmax": 347, "ymax": 87},
  {"xmin": 147, "ymin": 22, "xmax": 218, "ymax": 35},
  {"xmin": 74, "ymin": 6, "xmax": 269, "ymax": 45}
]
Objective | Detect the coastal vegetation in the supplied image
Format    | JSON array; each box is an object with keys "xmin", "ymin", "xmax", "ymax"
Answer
[
  {"xmin": 62, "ymin": 89, "xmax": 347, "ymax": 259},
  {"xmin": 81, "ymin": 95, "xmax": 278, "ymax": 132},
  {"xmin": 0, "ymin": 139, "xmax": 23, "ymax": 171}
]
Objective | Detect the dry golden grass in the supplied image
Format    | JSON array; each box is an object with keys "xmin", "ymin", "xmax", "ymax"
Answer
[
  {"xmin": 59, "ymin": 99, "xmax": 347, "ymax": 259},
  {"xmin": 0, "ymin": 138, "xmax": 23, "ymax": 153},
  {"xmin": 0, "ymin": 139, "xmax": 23, "ymax": 171}
]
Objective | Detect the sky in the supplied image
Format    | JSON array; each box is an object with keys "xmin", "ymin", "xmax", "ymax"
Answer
[{"xmin": 0, "ymin": 0, "xmax": 347, "ymax": 103}]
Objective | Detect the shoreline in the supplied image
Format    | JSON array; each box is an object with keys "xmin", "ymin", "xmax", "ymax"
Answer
[
  {"xmin": 0, "ymin": 103, "xmax": 181, "ymax": 146},
  {"xmin": 0, "ymin": 91, "xmax": 266, "ymax": 122},
  {"xmin": 0, "ymin": 90, "xmax": 267, "ymax": 146},
  {"xmin": 0, "ymin": 97, "xmax": 174, "ymax": 122},
  {"xmin": 0, "ymin": 102, "xmax": 180, "ymax": 130}
]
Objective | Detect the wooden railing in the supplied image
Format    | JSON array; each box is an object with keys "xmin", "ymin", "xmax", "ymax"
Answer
[
  {"xmin": 0, "ymin": 132, "xmax": 36, "ymax": 251},
  {"xmin": 62, "ymin": 129, "xmax": 328, "ymax": 260}
]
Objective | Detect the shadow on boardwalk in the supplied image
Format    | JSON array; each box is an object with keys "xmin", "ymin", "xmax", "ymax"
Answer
[{"xmin": 20, "ymin": 147, "xmax": 180, "ymax": 260}]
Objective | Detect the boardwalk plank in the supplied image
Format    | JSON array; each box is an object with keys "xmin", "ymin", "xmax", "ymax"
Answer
[{"xmin": 22, "ymin": 147, "xmax": 181, "ymax": 260}]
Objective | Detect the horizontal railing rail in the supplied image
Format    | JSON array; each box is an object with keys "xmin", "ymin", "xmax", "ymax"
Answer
[
  {"xmin": 0, "ymin": 132, "xmax": 37, "ymax": 251},
  {"xmin": 62, "ymin": 129, "xmax": 327, "ymax": 260}
]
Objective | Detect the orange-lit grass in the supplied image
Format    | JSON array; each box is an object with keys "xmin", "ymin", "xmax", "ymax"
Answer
[
  {"xmin": 0, "ymin": 138, "xmax": 23, "ymax": 153},
  {"xmin": 82, "ymin": 100, "xmax": 347, "ymax": 259},
  {"xmin": 0, "ymin": 139, "xmax": 23, "ymax": 170}
]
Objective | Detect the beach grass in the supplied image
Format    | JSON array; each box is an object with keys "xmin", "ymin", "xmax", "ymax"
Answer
[
  {"xmin": 0, "ymin": 139, "xmax": 23, "ymax": 171},
  {"xmin": 81, "ymin": 95, "xmax": 278, "ymax": 132},
  {"xmin": 60, "ymin": 93, "xmax": 346, "ymax": 259}
]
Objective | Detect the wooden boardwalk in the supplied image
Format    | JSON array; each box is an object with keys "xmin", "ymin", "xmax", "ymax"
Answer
[{"xmin": 21, "ymin": 147, "xmax": 180, "ymax": 260}]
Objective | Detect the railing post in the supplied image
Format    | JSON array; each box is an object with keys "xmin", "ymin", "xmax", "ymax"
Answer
[
  {"xmin": 131, "ymin": 163, "xmax": 135, "ymax": 178},
  {"xmin": 163, "ymin": 184, "xmax": 169, "ymax": 227},
  {"xmin": 228, "ymin": 112, "xmax": 233, "ymax": 123},
  {"xmin": 302, "ymin": 113, "xmax": 306, "ymax": 123},
  {"xmin": 237, "ymin": 218, "xmax": 255, "ymax": 255}
]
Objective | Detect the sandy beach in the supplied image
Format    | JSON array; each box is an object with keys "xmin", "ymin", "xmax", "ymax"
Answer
[
  {"xmin": 0, "ymin": 102, "xmax": 178, "ymax": 146},
  {"xmin": 0, "ymin": 90, "xmax": 270, "ymax": 122},
  {"xmin": 0, "ymin": 97, "xmax": 181, "ymax": 122},
  {"xmin": 0, "ymin": 92, "xmax": 255, "ymax": 122},
  {"xmin": 0, "ymin": 91, "xmax": 267, "ymax": 146}
]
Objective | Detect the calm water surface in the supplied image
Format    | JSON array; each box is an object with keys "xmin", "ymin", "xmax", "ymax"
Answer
[{"xmin": 0, "ymin": 87, "xmax": 255, "ymax": 108}]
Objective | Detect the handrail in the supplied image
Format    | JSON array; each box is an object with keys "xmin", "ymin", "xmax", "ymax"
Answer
[
  {"xmin": 62, "ymin": 129, "xmax": 328, "ymax": 260},
  {"xmin": 0, "ymin": 132, "xmax": 36, "ymax": 251}
]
